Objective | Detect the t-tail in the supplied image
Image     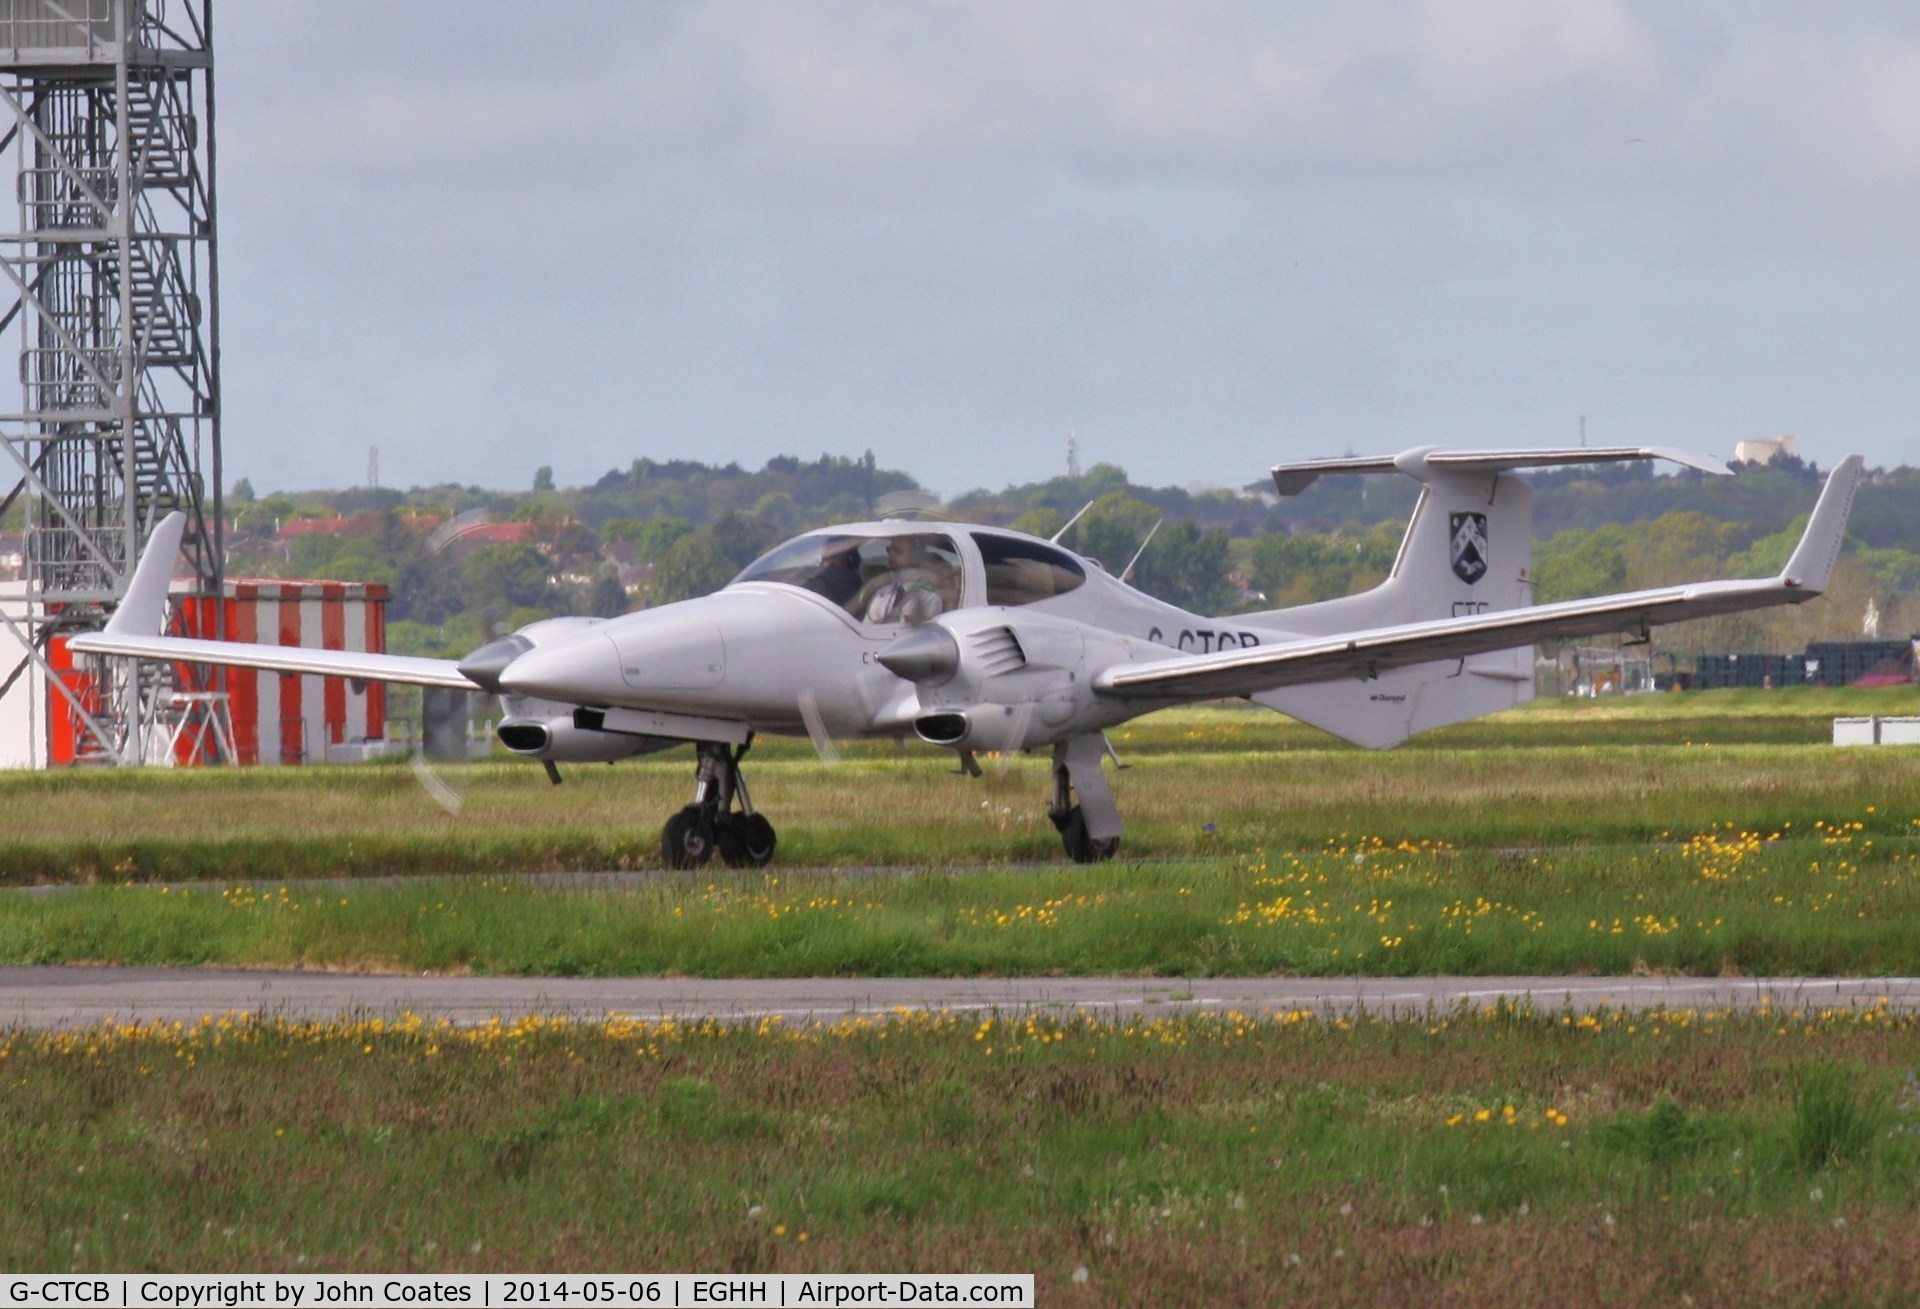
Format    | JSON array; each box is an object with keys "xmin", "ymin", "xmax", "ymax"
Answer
[{"xmin": 1247, "ymin": 445, "xmax": 1733, "ymax": 748}]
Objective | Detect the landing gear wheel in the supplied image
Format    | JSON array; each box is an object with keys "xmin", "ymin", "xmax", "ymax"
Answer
[
  {"xmin": 716, "ymin": 813, "xmax": 777, "ymax": 869},
  {"xmin": 662, "ymin": 806, "xmax": 716, "ymax": 869},
  {"xmin": 1057, "ymin": 805, "xmax": 1120, "ymax": 864}
]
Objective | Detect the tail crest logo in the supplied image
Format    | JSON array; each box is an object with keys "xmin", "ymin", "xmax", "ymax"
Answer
[{"xmin": 1449, "ymin": 512, "xmax": 1489, "ymax": 584}]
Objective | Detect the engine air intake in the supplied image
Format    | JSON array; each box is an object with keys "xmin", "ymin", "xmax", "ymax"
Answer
[
  {"xmin": 496, "ymin": 721, "xmax": 551, "ymax": 753},
  {"xmin": 914, "ymin": 712, "xmax": 970, "ymax": 746}
]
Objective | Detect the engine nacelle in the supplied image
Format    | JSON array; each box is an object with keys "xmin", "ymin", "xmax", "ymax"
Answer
[
  {"xmin": 884, "ymin": 609, "xmax": 1149, "ymax": 752},
  {"xmin": 495, "ymin": 714, "xmax": 668, "ymax": 763},
  {"xmin": 912, "ymin": 706, "xmax": 1053, "ymax": 754}
]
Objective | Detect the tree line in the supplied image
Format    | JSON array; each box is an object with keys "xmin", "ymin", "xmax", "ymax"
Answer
[{"xmin": 222, "ymin": 450, "xmax": 1920, "ymax": 660}]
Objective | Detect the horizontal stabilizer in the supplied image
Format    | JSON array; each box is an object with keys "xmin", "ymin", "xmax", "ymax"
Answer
[
  {"xmin": 1106, "ymin": 455, "xmax": 1863, "ymax": 702},
  {"xmin": 1272, "ymin": 445, "xmax": 1730, "ymax": 496}
]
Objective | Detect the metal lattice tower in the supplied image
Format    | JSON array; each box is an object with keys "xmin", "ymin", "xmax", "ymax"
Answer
[{"xmin": 0, "ymin": 0, "xmax": 221, "ymax": 764}]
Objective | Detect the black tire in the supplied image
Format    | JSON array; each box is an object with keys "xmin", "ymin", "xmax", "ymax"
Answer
[
  {"xmin": 662, "ymin": 806, "xmax": 716, "ymax": 869},
  {"xmin": 1059, "ymin": 806, "xmax": 1120, "ymax": 864},
  {"xmin": 716, "ymin": 813, "xmax": 777, "ymax": 869}
]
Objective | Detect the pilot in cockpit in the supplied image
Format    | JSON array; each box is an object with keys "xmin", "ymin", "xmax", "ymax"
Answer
[{"xmin": 858, "ymin": 535, "xmax": 945, "ymax": 625}]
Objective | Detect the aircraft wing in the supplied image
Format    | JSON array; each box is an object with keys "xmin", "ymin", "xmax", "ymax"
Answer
[
  {"xmin": 70, "ymin": 630, "xmax": 479, "ymax": 689},
  {"xmin": 1100, "ymin": 454, "xmax": 1863, "ymax": 702},
  {"xmin": 65, "ymin": 512, "xmax": 480, "ymax": 691}
]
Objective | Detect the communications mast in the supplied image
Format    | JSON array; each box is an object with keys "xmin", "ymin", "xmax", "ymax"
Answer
[{"xmin": 0, "ymin": 0, "xmax": 221, "ymax": 764}]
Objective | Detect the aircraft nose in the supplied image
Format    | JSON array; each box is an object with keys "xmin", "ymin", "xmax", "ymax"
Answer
[{"xmin": 608, "ymin": 619, "xmax": 726, "ymax": 691}]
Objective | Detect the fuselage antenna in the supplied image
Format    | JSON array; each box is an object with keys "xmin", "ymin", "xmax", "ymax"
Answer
[
  {"xmin": 1050, "ymin": 500, "xmax": 1095, "ymax": 545},
  {"xmin": 1120, "ymin": 518, "xmax": 1163, "ymax": 583}
]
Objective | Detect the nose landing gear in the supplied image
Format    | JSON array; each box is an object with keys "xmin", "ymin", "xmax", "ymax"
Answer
[{"xmin": 662, "ymin": 739, "xmax": 777, "ymax": 870}]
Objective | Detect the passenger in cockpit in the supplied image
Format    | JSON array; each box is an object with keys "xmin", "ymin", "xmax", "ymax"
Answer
[{"xmin": 811, "ymin": 539, "xmax": 863, "ymax": 607}]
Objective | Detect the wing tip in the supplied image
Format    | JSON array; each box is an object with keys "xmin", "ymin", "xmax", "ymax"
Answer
[
  {"xmin": 1778, "ymin": 454, "xmax": 1865, "ymax": 594},
  {"xmin": 102, "ymin": 511, "xmax": 189, "ymax": 637}
]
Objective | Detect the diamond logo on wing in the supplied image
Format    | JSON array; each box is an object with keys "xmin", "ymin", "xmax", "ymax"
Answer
[{"xmin": 1449, "ymin": 512, "xmax": 1489, "ymax": 584}]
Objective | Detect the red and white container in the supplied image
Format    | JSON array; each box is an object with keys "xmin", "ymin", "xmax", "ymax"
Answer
[{"xmin": 165, "ymin": 578, "xmax": 391, "ymax": 765}]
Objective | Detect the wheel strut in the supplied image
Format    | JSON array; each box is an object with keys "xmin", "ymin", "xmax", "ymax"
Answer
[
  {"xmin": 662, "ymin": 739, "xmax": 777, "ymax": 870},
  {"xmin": 1047, "ymin": 735, "xmax": 1121, "ymax": 864}
]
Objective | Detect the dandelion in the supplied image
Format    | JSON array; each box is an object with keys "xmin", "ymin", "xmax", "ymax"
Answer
[{"xmin": 1070, "ymin": 1267, "xmax": 1089, "ymax": 1284}]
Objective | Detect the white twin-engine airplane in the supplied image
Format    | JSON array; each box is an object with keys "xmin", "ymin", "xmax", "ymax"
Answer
[{"xmin": 76, "ymin": 446, "xmax": 1864, "ymax": 868}]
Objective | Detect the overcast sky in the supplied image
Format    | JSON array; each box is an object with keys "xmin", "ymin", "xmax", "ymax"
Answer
[{"xmin": 212, "ymin": 1, "xmax": 1920, "ymax": 500}]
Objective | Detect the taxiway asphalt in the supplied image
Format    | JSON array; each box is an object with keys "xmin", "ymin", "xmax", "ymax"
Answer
[{"xmin": 4, "ymin": 967, "xmax": 1919, "ymax": 1030}]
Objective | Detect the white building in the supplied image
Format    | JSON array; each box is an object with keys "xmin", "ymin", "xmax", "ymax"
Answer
[
  {"xmin": 1734, "ymin": 435, "xmax": 1799, "ymax": 466},
  {"xmin": 0, "ymin": 583, "xmax": 45, "ymax": 769}
]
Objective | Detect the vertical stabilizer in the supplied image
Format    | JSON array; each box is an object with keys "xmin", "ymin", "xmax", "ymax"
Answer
[{"xmin": 1252, "ymin": 448, "xmax": 1536, "ymax": 637}]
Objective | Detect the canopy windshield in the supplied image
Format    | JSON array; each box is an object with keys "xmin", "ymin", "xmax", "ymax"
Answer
[{"xmin": 732, "ymin": 531, "xmax": 962, "ymax": 625}]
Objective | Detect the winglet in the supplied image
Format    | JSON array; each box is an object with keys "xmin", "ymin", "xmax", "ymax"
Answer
[
  {"xmin": 104, "ymin": 511, "xmax": 188, "ymax": 636},
  {"xmin": 1779, "ymin": 455, "xmax": 1864, "ymax": 594}
]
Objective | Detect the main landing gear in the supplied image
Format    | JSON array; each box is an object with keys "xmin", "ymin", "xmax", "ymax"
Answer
[
  {"xmin": 1046, "ymin": 735, "xmax": 1121, "ymax": 864},
  {"xmin": 662, "ymin": 740, "xmax": 776, "ymax": 870}
]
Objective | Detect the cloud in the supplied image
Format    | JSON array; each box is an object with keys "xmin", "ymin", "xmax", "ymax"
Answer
[{"xmin": 204, "ymin": 2, "xmax": 1920, "ymax": 493}]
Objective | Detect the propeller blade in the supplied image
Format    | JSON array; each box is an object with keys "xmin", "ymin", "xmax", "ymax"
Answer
[
  {"xmin": 409, "ymin": 752, "xmax": 465, "ymax": 816},
  {"xmin": 797, "ymin": 689, "xmax": 840, "ymax": 764},
  {"xmin": 996, "ymin": 701, "xmax": 1035, "ymax": 773}
]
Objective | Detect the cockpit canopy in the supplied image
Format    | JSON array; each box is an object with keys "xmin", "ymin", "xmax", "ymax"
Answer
[
  {"xmin": 733, "ymin": 530, "xmax": 963, "ymax": 625},
  {"xmin": 731, "ymin": 526, "xmax": 1087, "ymax": 623}
]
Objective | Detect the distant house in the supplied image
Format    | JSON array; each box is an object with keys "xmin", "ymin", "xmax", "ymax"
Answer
[
  {"xmin": 274, "ymin": 513, "xmax": 393, "ymax": 542},
  {"xmin": 1734, "ymin": 435, "xmax": 1798, "ymax": 466},
  {"xmin": 597, "ymin": 539, "xmax": 652, "ymax": 596},
  {"xmin": 276, "ymin": 516, "xmax": 358, "ymax": 540},
  {"xmin": 270, "ymin": 512, "xmax": 536, "ymax": 552}
]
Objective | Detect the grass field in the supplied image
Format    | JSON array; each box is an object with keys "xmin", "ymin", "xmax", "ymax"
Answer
[
  {"xmin": 4, "ymin": 692, "xmax": 1919, "ymax": 976},
  {"xmin": 9, "ymin": 689, "xmax": 1920, "ymax": 1297},
  {"xmin": 8, "ymin": 1004, "xmax": 1920, "ymax": 1304},
  {"xmin": 2, "ymin": 688, "xmax": 1917, "ymax": 884}
]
